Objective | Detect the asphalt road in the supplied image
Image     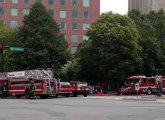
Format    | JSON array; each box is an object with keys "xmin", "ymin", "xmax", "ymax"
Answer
[{"xmin": 1, "ymin": 96, "xmax": 165, "ymax": 120}]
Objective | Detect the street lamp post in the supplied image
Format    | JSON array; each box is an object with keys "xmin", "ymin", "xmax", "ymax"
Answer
[{"xmin": 0, "ymin": 44, "xmax": 4, "ymax": 73}]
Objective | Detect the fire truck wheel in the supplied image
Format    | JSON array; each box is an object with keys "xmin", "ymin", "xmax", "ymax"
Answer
[
  {"xmin": 146, "ymin": 88, "xmax": 152, "ymax": 95},
  {"xmin": 64, "ymin": 94, "xmax": 70, "ymax": 97},
  {"xmin": 40, "ymin": 95, "xmax": 48, "ymax": 99}
]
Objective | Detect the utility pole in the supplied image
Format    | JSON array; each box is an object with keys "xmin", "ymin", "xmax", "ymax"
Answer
[
  {"xmin": 0, "ymin": 44, "xmax": 4, "ymax": 73},
  {"xmin": 0, "ymin": 44, "xmax": 10, "ymax": 73}
]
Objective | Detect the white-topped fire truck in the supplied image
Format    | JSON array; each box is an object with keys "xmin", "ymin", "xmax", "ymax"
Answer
[
  {"xmin": 119, "ymin": 75, "xmax": 165, "ymax": 95},
  {"xmin": 0, "ymin": 69, "xmax": 60, "ymax": 98},
  {"xmin": 70, "ymin": 81, "xmax": 90, "ymax": 97}
]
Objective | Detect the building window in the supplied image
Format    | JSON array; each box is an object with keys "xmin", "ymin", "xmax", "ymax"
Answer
[
  {"xmin": 71, "ymin": 35, "xmax": 78, "ymax": 42},
  {"xmin": 0, "ymin": 8, "xmax": 5, "ymax": 15},
  {"xmin": 71, "ymin": 47, "xmax": 77, "ymax": 54},
  {"xmin": 36, "ymin": 0, "xmax": 41, "ymax": 3},
  {"xmin": 48, "ymin": 9, "xmax": 54, "ymax": 17},
  {"xmin": 60, "ymin": 0, "xmax": 65, "ymax": 6},
  {"xmin": 23, "ymin": 9, "xmax": 29, "ymax": 16},
  {"xmin": 11, "ymin": 9, "xmax": 18, "ymax": 16},
  {"xmin": 83, "ymin": 23, "xmax": 89, "ymax": 30},
  {"xmin": 0, "ymin": 0, "xmax": 5, "ymax": 3},
  {"xmin": 60, "ymin": 11, "xmax": 66, "ymax": 18},
  {"xmin": 48, "ymin": 0, "xmax": 54, "ymax": 5},
  {"xmin": 60, "ymin": 22, "xmax": 66, "ymax": 30},
  {"xmin": 83, "ymin": 0, "xmax": 89, "ymax": 7},
  {"xmin": 83, "ymin": 35, "xmax": 89, "ymax": 41},
  {"xmin": 72, "ymin": 0, "xmax": 78, "ymax": 6},
  {"xmin": 23, "ymin": 0, "xmax": 30, "ymax": 3},
  {"xmin": 72, "ymin": 22, "xmax": 78, "ymax": 30},
  {"xmin": 11, "ymin": 0, "xmax": 18, "ymax": 3},
  {"xmin": 83, "ymin": 11, "xmax": 89, "ymax": 18},
  {"xmin": 10, "ymin": 20, "xmax": 18, "ymax": 28},
  {"xmin": 72, "ymin": 10, "xmax": 78, "ymax": 18}
]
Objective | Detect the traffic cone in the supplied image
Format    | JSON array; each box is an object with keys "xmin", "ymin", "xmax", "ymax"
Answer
[{"xmin": 97, "ymin": 90, "xmax": 105, "ymax": 96}]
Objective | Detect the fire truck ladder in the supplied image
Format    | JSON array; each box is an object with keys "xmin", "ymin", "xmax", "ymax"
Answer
[
  {"xmin": 25, "ymin": 69, "xmax": 53, "ymax": 79},
  {"xmin": 24, "ymin": 69, "xmax": 54, "ymax": 94}
]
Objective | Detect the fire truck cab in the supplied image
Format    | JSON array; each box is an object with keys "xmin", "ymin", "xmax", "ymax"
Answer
[{"xmin": 70, "ymin": 81, "xmax": 90, "ymax": 97}]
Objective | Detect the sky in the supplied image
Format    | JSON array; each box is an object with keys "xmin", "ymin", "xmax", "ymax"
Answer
[{"xmin": 100, "ymin": 0, "xmax": 128, "ymax": 15}]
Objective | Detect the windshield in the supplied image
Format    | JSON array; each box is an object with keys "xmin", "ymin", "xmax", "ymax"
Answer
[
  {"xmin": 125, "ymin": 78, "xmax": 141, "ymax": 87},
  {"xmin": 125, "ymin": 79, "xmax": 134, "ymax": 85},
  {"xmin": 78, "ymin": 83, "xmax": 88, "ymax": 87},
  {"xmin": 134, "ymin": 78, "xmax": 140, "ymax": 83}
]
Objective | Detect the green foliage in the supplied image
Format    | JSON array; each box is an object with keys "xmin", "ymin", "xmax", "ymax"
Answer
[
  {"xmin": 77, "ymin": 12, "xmax": 142, "ymax": 88},
  {"xmin": 65, "ymin": 59, "xmax": 80, "ymax": 81},
  {"xmin": 147, "ymin": 10, "xmax": 165, "ymax": 41},
  {"xmin": 9, "ymin": 2, "xmax": 70, "ymax": 71},
  {"xmin": 57, "ymin": 59, "xmax": 80, "ymax": 81},
  {"xmin": 0, "ymin": 20, "xmax": 18, "ymax": 45},
  {"xmin": 129, "ymin": 10, "xmax": 165, "ymax": 76}
]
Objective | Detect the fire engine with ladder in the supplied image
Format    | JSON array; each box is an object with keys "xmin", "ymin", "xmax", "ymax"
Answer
[{"xmin": 0, "ymin": 69, "xmax": 60, "ymax": 98}]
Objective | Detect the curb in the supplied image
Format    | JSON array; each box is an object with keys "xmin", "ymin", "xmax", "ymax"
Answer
[{"xmin": 87, "ymin": 96, "xmax": 165, "ymax": 102}]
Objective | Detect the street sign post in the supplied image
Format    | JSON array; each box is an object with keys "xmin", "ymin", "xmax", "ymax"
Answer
[{"xmin": 135, "ymin": 83, "xmax": 140, "ymax": 99}]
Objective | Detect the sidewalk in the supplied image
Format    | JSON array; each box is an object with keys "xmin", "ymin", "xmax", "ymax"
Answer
[{"xmin": 87, "ymin": 95, "xmax": 165, "ymax": 102}]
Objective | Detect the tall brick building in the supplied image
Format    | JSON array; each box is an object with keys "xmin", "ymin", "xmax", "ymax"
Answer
[
  {"xmin": 129, "ymin": 0, "xmax": 165, "ymax": 14},
  {"xmin": 0, "ymin": 0, "xmax": 100, "ymax": 53}
]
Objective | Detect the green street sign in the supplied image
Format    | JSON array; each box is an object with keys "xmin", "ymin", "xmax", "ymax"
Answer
[{"xmin": 10, "ymin": 47, "xmax": 24, "ymax": 52}]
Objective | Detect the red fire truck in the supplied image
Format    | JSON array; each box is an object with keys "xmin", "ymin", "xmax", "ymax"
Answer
[
  {"xmin": 0, "ymin": 69, "xmax": 60, "ymax": 98},
  {"xmin": 119, "ymin": 75, "xmax": 165, "ymax": 95},
  {"xmin": 56, "ymin": 82, "xmax": 72, "ymax": 97},
  {"xmin": 70, "ymin": 81, "xmax": 90, "ymax": 97}
]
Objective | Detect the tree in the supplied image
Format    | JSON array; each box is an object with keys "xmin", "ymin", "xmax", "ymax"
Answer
[
  {"xmin": 77, "ymin": 12, "xmax": 142, "ymax": 89},
  {"xmin": 9, "ymin": 2, "xmax": 70, "ymax": 71},
  {"xmin": 0, "ymin": 20, "xmax": 18, "ymax": 46},
  {"xmin": 129, "ymin": 10, "xmax": 165, "ymax": 76},
  {"xmin": 147, "ymin": 10, "xmax": 165, "ymax": 41},
  {"xmin": 65, "ymin": 59, "xmax": 80, "ymax": 81},
  {"xmin": 56, "ymin": 59, "xmax": 80, "ymax": 81},
  {"xmin": 147, "ymin": 10, "xmax": 165, "ymax": 75}
]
